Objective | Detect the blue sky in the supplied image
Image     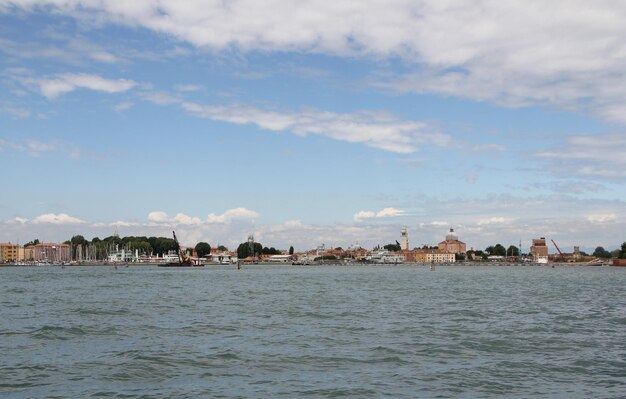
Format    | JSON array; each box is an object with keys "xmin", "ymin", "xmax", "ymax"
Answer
[{"xmin": 1, "ymin": 1, "xmax": 625, "ymax": 252}]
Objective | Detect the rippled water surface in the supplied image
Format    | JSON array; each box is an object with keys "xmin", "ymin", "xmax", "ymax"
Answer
[{"xmin": 1, "ymin": 265, "xmax": 625, "ymax": 398}]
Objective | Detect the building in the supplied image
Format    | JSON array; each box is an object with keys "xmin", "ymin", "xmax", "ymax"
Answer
[
  {"xmin": 0, "ymin": 243, "xmax": 23, "ymax": 262},
  {"xmin": 398, "ymin": 249, "xmax": 416, "ymax": 262},
  {"xmin": 107, "ymin": 248, "xmax": 139, "ymax": 263},
  {"xmin": 530, "ymin": 237, "xmax": 549, "ymax": 262},
  {"xmin": 438, "ymin": 228, "xmax": 467, "ymax": 254},
  {"xmin": 414, "ymin": 249, "xmax": 456, "ymax": 263},
  {"xmin": 28, "ymin": 243, "xmax": 71, "ymax": 263},
  {"xmin": 400, "ymin": 227, "xmax": 409, "ymax": 250}
]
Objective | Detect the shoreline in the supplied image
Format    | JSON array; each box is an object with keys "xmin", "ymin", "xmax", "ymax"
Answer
[{"xmin": 0, "ymin": 261, "xmax": 617, "ymax": 268}]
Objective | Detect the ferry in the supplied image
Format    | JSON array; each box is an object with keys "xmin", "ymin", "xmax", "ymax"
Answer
[{"xmin": 365, "ymin": 250, "xmax": 405, "ymax": 264}]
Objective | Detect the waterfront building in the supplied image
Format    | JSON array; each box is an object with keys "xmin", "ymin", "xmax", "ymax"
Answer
[
  {"xmin": 28, "ymin": 243, "xmax": 70, "ymax": 263},
  {"xmin": 107, "ymin": 247, "xmax": 139, "ymax": 263},
  {"xmin": 398, "ymin": 249, "xmax": 416, "ymax": 262},
  {"xmin": 414, "ymin": 249, "xmax": 456, "ymax": 263},
  {"xmin": 264, "ymin": 254, "xmax": 292, "ymax": 263},
  {"xmin": 206, "ymin": 252, "xmax": 236, "ymax": 264},
  {"xmin": 438, "ymin": 228, "xmax": 467, "ymax": 254},
  {"xmin": 400, "ymin": 227, "xmax": 409, "ymax": 250},
  {"xmin": 530, "ymin": 237, "xmax": 549, "ymax": 262},
  {"xmin": 0, "ymin": 243, "xmax": 23, "ymax": 262}
]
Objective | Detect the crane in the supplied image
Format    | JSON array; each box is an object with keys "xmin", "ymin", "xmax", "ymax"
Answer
[
  {"xmin": 551, "ymin": 239, "xmax": 563, "ymax": 255},
  {"xmin": 172, "ymin": 230, "xmax": 192, "ymax": 266},
  {"xmin": 551, "ymin": 239, "xmax": 565, "ymax": 262}
]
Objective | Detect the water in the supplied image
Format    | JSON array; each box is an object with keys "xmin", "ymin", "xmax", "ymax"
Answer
[{"xmin": 1, "ymin": 265, "xmax": 625, "ymax": 398}]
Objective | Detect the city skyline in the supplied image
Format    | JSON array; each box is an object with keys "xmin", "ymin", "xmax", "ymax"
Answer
[{"xmin": 1, "ymin": 1, "xmax": 625, "ymax": 250}]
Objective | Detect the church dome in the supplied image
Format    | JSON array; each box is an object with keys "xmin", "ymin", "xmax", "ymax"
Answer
[{"xmin": 446, "ymin": 228, "xmax": 458, "ymax": 241}]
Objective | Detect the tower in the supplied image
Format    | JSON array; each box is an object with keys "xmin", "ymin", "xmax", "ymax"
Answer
[
  {"xmin": 247, "ymin": 234, "xmax": 255, "ymax": 257},
  {"xmin": 400, "ymin": 227, "xmax": 409, "ymax": 250}
]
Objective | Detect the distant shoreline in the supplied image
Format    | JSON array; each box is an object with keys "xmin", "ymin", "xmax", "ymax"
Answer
[{"xmin": 0, "ymin": 262, "xmax": 618, "ymax": 268}]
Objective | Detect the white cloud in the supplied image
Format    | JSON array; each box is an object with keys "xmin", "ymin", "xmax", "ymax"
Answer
[
  {"xmin": 109, "ymin": 220, "xmax": 139, "ymax": 227},
  {"xmin": 5, "ymin": 216, "xmax": 29, "ymax": 224},
  {"xmin": 147, "ymin": 211, "xmax": 169, "ymax": 223},
  {"xmin": 142, "ymin": 91, "xmax": 181, "ymax": 105},
  {"xmin": 429, "ymin": 221, "xmax": 449, "ymax": 227},
  {"xmin": 471, "ymin": 144, "xmax": 506, "ymax": 152},
  {"xmin": 0, "ymin": 138, "xmax": 74, "ymax": 157},
  {"xmin": 23, "ymin": 139, "xmax": 57, "ymax": 155},
  {"xmin": 376, "ymin": 207, "xmax": 404, "ymax": 218},
  {"xmin": 2, "ymin": 194, "xmax": 625, "ymax": 251},
  {"xmin": 354, "ymin": 207, "xmax": 404, "ymax": 221},
  {"xmin": 30, "ymin": 213, "xmax": 85, "ymax": 225},
  {"xmin": 182, "ymin": 102, "xmax": 450, "ymax": 153},
  {"xmin": 175, "ymin": 84, "xmax": 203, "ymax": 92},
  {"xmin": 206, "ymin": 207, "xmax": 259, "ymax": 224},
  {"xmin": 24, "ymin": 73, "xmax": 136, "ymax": 99},
  {"xmin": 148, "ymin": 208, "xmax": 259, "ymax": 226},
  {"xmin": 353, "ymin": 211, "xmax": 376, "ymax": 221},
  {"xmin": 1, "ymin": 105, "xmax": 32, "ymax": 118},
  {"xmin": 535, "ymin": 133, "xmax": 626, "ymax": 180},
  {"xmin": 114, "ymin": 101, "xmax": 134, "ymax": 112},
  {"xmin": 0, "ymin": 36, "xmax": 120, "ymax": 64},
  {"xmin": 477, "ymin": 217, "xmax": 511, "ymax": 226},
  {"xmin": 586, "ymin": 214, "xmax": 616, "ymax": 224},
  {"xmin": 173, "ymin": 213, "xmax": 202, "ymax": 225},
  {"xmin": 5, "ymin": 1, "xmax": 626, "ymax": 123}
]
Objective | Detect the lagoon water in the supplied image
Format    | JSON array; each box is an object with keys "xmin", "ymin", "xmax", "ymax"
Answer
[{"xmin": 1, "ymin": 265, "xmax": 625, "ymax": 398}]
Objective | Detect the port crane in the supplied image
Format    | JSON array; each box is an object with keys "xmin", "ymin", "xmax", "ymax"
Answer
[
  {"xmin": 551, "ymin": 239, "xmax": 565, "ymax": 262},
  {"xmin": 172, "ymin": 230, "xmax": 192, "ymax": 266}
]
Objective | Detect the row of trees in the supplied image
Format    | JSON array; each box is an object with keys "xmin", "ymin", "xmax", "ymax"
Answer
[
  {"xmin": 30, "ymin": 233, "xmax": 295, "ymax": 261},
  {"xmin": 23, "ymin": 235, "xmax": 231, "ymax": 261},
  {"xmin": 593, "ymin": 243, "xmax": 626, "ymax": 259},
  {"xmin": 236, "ymin": 241, "xmax": 293, "ymax": 258}
]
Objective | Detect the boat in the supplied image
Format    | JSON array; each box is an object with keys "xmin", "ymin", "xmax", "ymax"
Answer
[
  {"xmin": 158, "ymin": 231, "xmax": 204, "ymax": 267},
  {"xmin": 365, "ymin": 250, "xmax": 405, "ymax": 264},
  {"xmin": 611, "ymin": 259, "xmax": 626, "ymax": 267}
]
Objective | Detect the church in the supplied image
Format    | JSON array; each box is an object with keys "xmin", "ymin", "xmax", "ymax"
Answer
[{"xmin": 438, "ymin": 228, "xmax": 467, "ymax": 254}]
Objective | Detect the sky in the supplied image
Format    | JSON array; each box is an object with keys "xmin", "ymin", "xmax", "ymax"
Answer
[{"xmin": 1, "ymin": 0, "xmax": 625, "ymax": 253}]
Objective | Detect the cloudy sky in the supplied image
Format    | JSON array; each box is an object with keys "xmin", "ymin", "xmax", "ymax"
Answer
[{"xmin": 1, "ymin": 0, "xmax": 625, "ymax": 252}]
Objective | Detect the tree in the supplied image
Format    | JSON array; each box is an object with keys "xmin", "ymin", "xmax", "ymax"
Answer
[
  {"xmin": 619, "ymin": 242, "xmax": 626, "ymax": 259},
  {"xmin": 237, "ymin": 241, "xmax": 263, "ymax": 258},
  {"xmin": 24, "ymin": 239, "xmax": 40, "ymax": 247},
  {"xmin": 261, "ymin": 246, "xmax": 281, "ymax": 255},
  {"xmin": 289, "ymin": 246, "xmax": 294, "ymax": 255},
  {"xmin": 237, "ymin": 243, "xmax": 249, "ymax": 259},
  {"xmin": 593, "ymin": 246, "xmax": 611, "ymax": 259},
  {"xmin": 195, "ymin": 242, "xmax": 211, "ymax": 258},
  {"xmin": 506, "ymin": 245, "xmax": 520, "ymax": 257},
  {"xmin": 149, "ymin": 237, "xmax": 176, "ymax": 256},
  {"xmin": 486, "ymin": 244, "xmax": 506, "ymax": 257},
  {"xmin": 384, "ymin": 242, "xmax": 402, "ymax": 252},
  {"xmin": 71, "ymin": 235, "xmax": 88, "ymax": 246},
  {"xmin": 130, "ymin": 241, "xmax": 152, "ymax": 255}
]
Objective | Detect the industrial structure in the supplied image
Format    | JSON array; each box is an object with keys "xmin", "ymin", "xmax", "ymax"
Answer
[{"xmin": 530, "ymin": 237, "xmax": 549, "ymax": 262}]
